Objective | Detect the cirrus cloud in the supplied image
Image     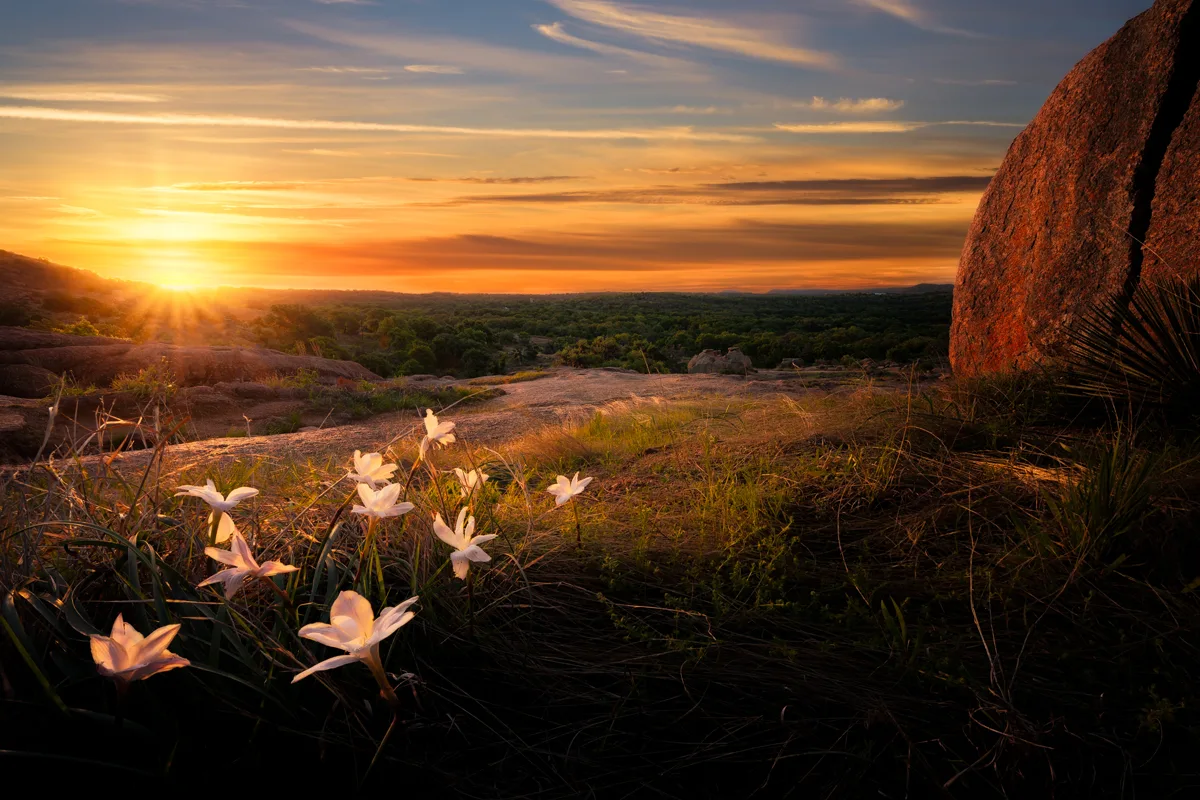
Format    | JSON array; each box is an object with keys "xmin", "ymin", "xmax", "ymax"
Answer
[{"xmin": 544, "ymin": 0, "xmax": 836, "ymax": 68}]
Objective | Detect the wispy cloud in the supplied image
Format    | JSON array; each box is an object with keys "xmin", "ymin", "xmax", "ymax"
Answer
[
  {"xmin": 0, "ymin": 105, "xmax": 756, "ymax": 142},
  {"xmin": 298, "ymin": 66, "xmax": 388, "ymax": 74},
  {"xmin": 424, "ymin": 175, "xmax": 989, "ymax": 208},
  {"xmin": 855, "ymin": 0, "xmax": 981, "ymax": 37},
  {"xmin": 807, "ymin": 97, "xmax": 905, "ymax": 113},
  {"xmin": 545, "ymin": 0, "xmax": 836, "ymax": 68},
  {"xmin": 0, "ymin": 86, "xmax": 168, "ymax": 103},
  {"xmin": 774, "ymin": 120, "xmax": 1021, "ymax": 134},
  {"xmin": 933, "ymin": 78, "xmax": 1017, "ymax": 86},
  {"xmin": 287, "ymin": 20, "xmax": 597, "ymax": 80},
  {"xmin": 403, "ymin": 64, "xmax": 464, "ymax": 74},
  {"xmin": 533, "ymin": 21, "xmax": 693, "ymax": 69},
  {"xmin": 414, "ymin": 175, "xmax": 584, "ymax": 184},
  {"xmin": 163, "ymin": 181, "xmax": 313, "ymax": 191}
]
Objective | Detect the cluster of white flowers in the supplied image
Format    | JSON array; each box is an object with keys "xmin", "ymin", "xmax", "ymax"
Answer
[{"xmin": 90, "ymin": 408, "xmax": 594, "ymax": 699}]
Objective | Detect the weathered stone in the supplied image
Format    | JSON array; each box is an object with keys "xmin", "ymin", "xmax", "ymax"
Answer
[
  {"xmin": 0, "ymin": 329, "xmax": 381, "ymax": 388},
  {"xmin": 0, "ymin": 327, "xmax": 126, "ymax": 351},
  {"xmin": 950, "ymin": 0, "xmax": 1200, "ymax": 376},
  {"xmin": 0, "ymin": 363, "xmax": 60, "ymax": 398},
  {"xmin": 687, "ymin": 348, "xmax": 754, "ymax": 374}
]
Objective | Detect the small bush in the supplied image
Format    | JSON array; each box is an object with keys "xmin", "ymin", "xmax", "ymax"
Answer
[{"xmin": 110, "ymin": 357, "xmax": 177, "ymax": 399}]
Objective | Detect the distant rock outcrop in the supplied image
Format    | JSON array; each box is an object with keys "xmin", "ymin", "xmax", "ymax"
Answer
[
  {"xmin": 0, "ymin": 327, "xmax": 381, "ymax": 389},
  {"xmin": 950, "ymin": 0, "xmax": 1200, "ymax": 377},
  {"xmin": 687, "ymin": 348, "xmax": 754, "ymax": 374}
]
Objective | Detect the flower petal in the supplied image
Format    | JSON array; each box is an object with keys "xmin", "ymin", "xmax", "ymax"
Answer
[
  {"xmin": 469, "ymin": 534, "xmax": 499, "ymax": 547},
  {"xmin": 90, "ymin": 636, "xmax": 119, "ymax": 673},
  {"xmin": 109, "ymin": 614, "xmax": 144, "ymax": 648},
  {"xmin": 291, "ymin": 654, "xmax": 361, "ymax": 683},
  {"xmin": 381, "ymin": 502, "xmax": 415, "ymax": 518},
  {"xmin": 366, "ymin": 608, "xmax": 416, "ymax": 646},
  {"xmin": 450, "ymin": 551, "xmax": 470, "ymax": 580},
  {"xmin": 432, "ymin": 513, "xmax": 459, "ymax": 548},
  {"xmin": 130, "ymin": 624, "xmax": 181, "ymax": 668},
  {"xmin": 356, "ymin": 483, "xmax": 376, "ymax": 507},
  {"xmin": 330, "ymin": 591, "xmax": 375, "ymax": 638},
  {"xmin": 127, "ymin": 654, "xmax": 190, "ymax": 682},
  {"xmin": 198, "ymin": 567, "xmax": 243, "ymax": 591},
  {"xmin": 225, "ymin": 487, "xmax": 259, "ymax": 505},
  {"xmin": 297, "ymin": 622, "xmax": 351, "ymax": 650},
  {"xmin": 204, "ymin": 546, "xmax": 242, "ymax": 567},
  {"xmin": 229, "ymin": 531, "xmax": 256, "ymax": 569},
  {"xmin": 462, "ymin": 544, "xmax": 492, "ymax": 563},
  {"xmin": 258, "ymin": 561, "xmax": 299, "ymax": 578},
  {"xmin": 378, "ymin": 482, "xmax": 402, "ymax": 507},
  {"xmin": 214, "ymin": 512, "xmax": 238, "ymax": 545}
]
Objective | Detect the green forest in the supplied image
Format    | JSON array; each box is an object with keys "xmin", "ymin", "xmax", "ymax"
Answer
[{"xmin": 246, "ymin": 291, "xmax": 951, "ymax": 378}]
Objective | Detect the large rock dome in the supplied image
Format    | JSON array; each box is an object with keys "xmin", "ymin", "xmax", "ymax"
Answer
[{"xmin": 950, "ymin": 0, "xmax": 1200, "ymax": 376}]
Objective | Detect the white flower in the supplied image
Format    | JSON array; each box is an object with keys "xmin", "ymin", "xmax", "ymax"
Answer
[
  {"xmin": 348, "ymin": 450, "xmax": 398, "ymax": 489},
  {"xmin": 293, "ymin": 591, "xmax": 419, "ymax": 683},
  {"xmin": 206, "ymin": 511, "xmax": 237, "ymax": 544},
  {"xmin": 198, "ymin": 528, "xmax": 298, "ymax": 599},
  {"xmin": 175, "ymin": 479, "xmax": 259, "ymax": 514},
  {"xmin": 453, "ymin": 467, "xmax": 489, "ymax": 499},
  {"xmin": 432, "ymin": 508, "xmax": 498, "ymax": 581},
  {"xmin": 89, "ymin": 614, "xmax": 190, "ymax": 685},
  {"xmin": 547, "ymin": 472, "xmax": 594, "ymax": 507},
  {"xmin": 418, "ymin": 409, "xmax": 456, "ymax": 458},
  {"xmin": 351, "ymin": 482, "xmax": 415, "ymax": 520}
]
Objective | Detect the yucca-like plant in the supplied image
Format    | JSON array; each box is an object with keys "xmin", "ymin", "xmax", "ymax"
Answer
[{"xmin": 1069, "ymin": 276, "xmax": 1200, "ymax": 414}]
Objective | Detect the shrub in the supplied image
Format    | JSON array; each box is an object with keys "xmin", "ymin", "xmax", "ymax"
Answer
[
  {"xmin": 53, "ymin": 317, "xmax": 101, "ymax": 337},
  {"xmin": 111, "ymin": 357, "xmax": 177, "ymax": 399}
]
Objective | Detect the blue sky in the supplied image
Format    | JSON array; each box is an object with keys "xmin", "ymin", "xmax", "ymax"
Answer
[{"xmin": 0, "ymin": 0, "xmax": 1154, "ymax": 291}]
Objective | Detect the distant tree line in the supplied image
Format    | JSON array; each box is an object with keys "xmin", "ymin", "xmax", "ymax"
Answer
[{"xmin": 247, "ymin": 292, "xmax": 951, "ymax": 378}]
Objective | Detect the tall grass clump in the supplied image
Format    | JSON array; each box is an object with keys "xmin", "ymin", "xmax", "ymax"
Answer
[{"xmin": 1070, "ymin": 276, "xmax": 1200, "ymax": 416}]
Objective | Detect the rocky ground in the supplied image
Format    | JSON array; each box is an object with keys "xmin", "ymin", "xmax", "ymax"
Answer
[{"xmin": 0, "ymin": 364, "xmax": 942, "ymax": 472}]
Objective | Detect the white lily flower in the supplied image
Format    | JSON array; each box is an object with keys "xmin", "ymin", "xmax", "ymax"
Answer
[
  {"xmin": 89, "ymin": 614, "xmax": 190, "ymax": 685},
  {"xmin": 351, "ymin": 482, "xmax": 415, "ymax": 519},
  {"xmin": 418, "ymin": 409, "xmax": 456, "ymax": 458},
  {"xmin": 198, "ymin": 528, "xmax": 299, "ymax": 599},
  {"xmin": 432, "ymin": 508, "xmax": 498, "ymax": 581},
  {"xmin": 175, "ymin": 479, "xmax": 259, "ymax": 514},
  {"xmin": 348, "ymin": 450, "xmax": 398, "ymax": 489},
  {"xmin": 547, "ymin": 472, "xmax": 594, "ymax": 507},
  {"xmin": 293, "ymin": 590, "xmax": 419, "ymax": 683},
  {"xmin": 453, "ymin": 467, "xmax": 489, "ymax": 499}
]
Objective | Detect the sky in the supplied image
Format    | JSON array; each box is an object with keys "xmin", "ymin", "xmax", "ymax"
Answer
[{"xmin": 0, "ymin": 0, "xmax": 1153, "ymax": 293}]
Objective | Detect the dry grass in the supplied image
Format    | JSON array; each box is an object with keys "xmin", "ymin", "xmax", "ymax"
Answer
[{"xmin": 2, "ymin": 382, "xmax": 1200, "ymax": 796}]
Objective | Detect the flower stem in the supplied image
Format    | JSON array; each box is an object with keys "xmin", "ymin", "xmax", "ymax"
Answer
[
  {"xmin": 366, "ymin": 649, "xmax": 401, "ymax": 712},
  {"xmin": 572, "ymin": 500, "xmax": 583, "ymax": 548},
  {"xmin": 207, "ymin": 512, "xmax": 221, "ymax": 548},
  {"xmin": 467, "ymin": 570, "xmax": 475, "ymax": 636},
  {"xmin": 260, "ymin": 574, "xmax": 293, "ymax": 610},
  {"xmin": 354, "ymin": 516, "xmax": 378, "ymax": 588}
]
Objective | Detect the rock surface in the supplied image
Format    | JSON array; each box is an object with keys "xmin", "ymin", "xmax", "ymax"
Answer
[
  {"xmin": 687, "ymin": 348, "xmax": 755, "ymax": 375},
  {"xmin": 951, "ymin": 0, "xmax": 1200, "ymax": 376},
  {"xmin": 0, "ymin": 327, "xmax": 381, "ymax": 388},
  {"xmin": 0, "ymin": 363, "xmax": 60, "ymax": 398}
]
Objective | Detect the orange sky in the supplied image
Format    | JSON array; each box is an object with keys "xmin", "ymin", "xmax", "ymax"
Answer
[{"xmin": 0, "ymin": 0, "xmax": 1144, "ymax": 292}]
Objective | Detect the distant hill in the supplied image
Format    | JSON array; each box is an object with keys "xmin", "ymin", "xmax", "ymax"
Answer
[
  {"xmin": 767, "ymin": 283, "xmax": 953, "ymax": 296},
  {"xmin": 0, "ymin": 250, "xmax": 127, "ymax": 297}
]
